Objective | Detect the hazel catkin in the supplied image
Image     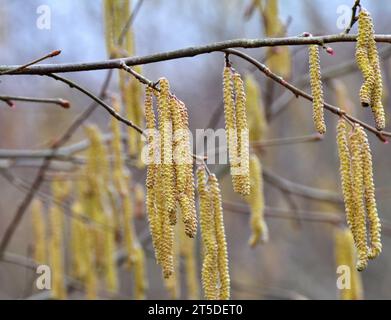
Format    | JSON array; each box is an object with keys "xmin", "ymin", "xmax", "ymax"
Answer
[
  {"xmin": 246, "ymin": 154, "xmax": 268, "ymax": 247},
  {"xmin": 349, "ymin": 126, "xmax": 369, "ymax": 271},
  {"xmin": 308, "ymin": 44, "xmax": 326, "ymax": 134},
  {"xmin": 357, "ymin": 126, "xmax": 382, "ymax": 259}
]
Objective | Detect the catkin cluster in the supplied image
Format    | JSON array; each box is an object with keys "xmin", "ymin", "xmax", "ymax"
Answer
[
  {"xmin": 222, "ymin": 66, "xmax": 250, "ymax": 196},
  {"xmin": 334, "ymin": 228, "xmax": 363, "ymax": 300},
  {"xmin": 308, "ymin": 44, "xmax": 326, "ymax": 134},
  {"xmin": 336, "ymin": 119, "xmax": 381, "ymax": 271},
  {"xmin": 144, "ymin": 78, "xmax": 197, "ymax": 281},
  {"xmin": 246, "ymin": 154, "xmax": 269, "ymax": 247},
  {"xmin": 356, "ymin": 8, "xmax": 385, "ymax": 130},
  {"xmin": 197, "ymin": 167, "xmax": 230, "ymax": 300}
]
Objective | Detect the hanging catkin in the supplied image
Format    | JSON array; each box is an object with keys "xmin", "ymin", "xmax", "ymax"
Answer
[
  {"xmin": 336, "ymin": 119, "xmax": 356, "ymax": 241},
  {"xmin": 308, "ymin": 44, "xmax": 326, "ymax": 134},
  {"xmin": 171, "ymin": 96, "xmax": 197, "ymax": 238},
  {"xmin": 233, "ymin": 72, "xmax": 250, "ymax": 196},
  {"xmin": 157, "ymin": 78, "xmax": 176, "ymax": 215},
  {"xmin": 31, "ymin": 198, "xmax": 47, "ymax": 265},
  {"xmin": 356, "ymin": 126, "xmax": 382, "ymax": 259},
  {"xmin": 349, "ymin": 126, "xmax": 369, "ymax": 271},
  {"xmin": 246, "ymin": 154, "xmax": 269, "ymax": 247},
  {"xmin": 335, "ymin": 228, "xmax": 363, "ymax": 300},
  {"xmin": 70, "ymin": 199, "xmax": 87, "ymax": 280},
  {"xmin": 356, "ymin": 8, "xmax": 385, "ymax": 130},
  {"xmin": 197, "ymin": 167, "xmax": 218, "ymax": 300},
  {"xmin": 223, "ymin": 67, "xmax": 250, "ymax": 196},
  {"xmin": 209, "ymin": 174, "xmax": 230, "ymax": 300},
  {"xmin": 245, "ymin": 74, "xmax": 268, "ymax": 142}
]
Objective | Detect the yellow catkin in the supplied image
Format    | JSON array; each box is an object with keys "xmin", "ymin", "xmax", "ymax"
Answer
[
  {"xmin": 357, "ymin": 126, "xmax": 382, "ymax": 259},
  {"xmin": 246, "ymin": 154, "xmax": 269, "ymax": 247},
  {"xmin": 157, "ymin": 78, "xmax": 176, "ymax": 215},
  {"xmin": 356, "ymin": 9, "xmax": 385, "ymax": 130},
  {"xmin": 197, "ymin": 167, "xmax": 218, "ymax": 300},
  {"xmin": 309, "ymin": 45, "xmax": 326, "ymax": 134},
  {"xmin": 233, "ymin": 72, "xmax": 250, "ymax": 196},
  {"xmin": 48, "ymin": 203, "xmax": 66, "ymax": 300},
  {"xmin": 171, "ymin": 97, "xmax": 197, "ymax": 237},
  {"xmin": 336, "ymin": 119, "xmax": 356, "ymax": 242},
  {"xmin": 85, "ymin": 224, "xmax": 98, "ymax": 300},
  {"xmin": 134, "ymin": 183, "xmax": 145, "ymax": 219},
  {"xmin": 209, "ymin": 174, "xmax": 230, "ymax": 300},
  {"xmin": 132, "ymin": 244, "xmax": 148, "ymax": 300},
  {"xmin": 179, "ymin": 220, "xmax": 200, "ymax": 299},
  {"xmin": 349, "ymin": 126, "xmax": 369, "ymax": 271},
  {"xmin": 102, "ymin": 213, "xmax": 118, "ymax": 293},
  {"xmin": 335, "ymin": 228, "xmax": 364, "ymax": 300},
  {"xmin": 222, "ymin": 67, "xmax": 239, "ymax": 192},
  {"xmin": 245, "ymin": 74, "xmax": 268, "ymax": 142},
  {"xmin": 31, "ymin": 198, "xmax": 46, "ymax": 265}
]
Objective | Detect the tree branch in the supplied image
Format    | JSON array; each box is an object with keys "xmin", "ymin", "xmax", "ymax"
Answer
[{"xmin": 1, "ymin": 34, "xmax": 391, "ymax": 75}]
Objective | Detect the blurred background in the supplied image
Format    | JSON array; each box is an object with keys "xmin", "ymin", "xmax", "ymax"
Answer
[{"xmin": 0, "ymin": 0, "xmax": 391, "ymax": 300}]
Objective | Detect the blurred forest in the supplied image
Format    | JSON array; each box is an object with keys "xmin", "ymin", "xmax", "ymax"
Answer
[{"xmin": 0, "ymin": 0, "xmax": 391, "ymax": 300}]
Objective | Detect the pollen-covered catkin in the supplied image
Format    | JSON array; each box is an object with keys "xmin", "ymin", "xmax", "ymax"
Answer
[
  {"xmin": 246, "ymin": 154, "xmax": 268, "ymax": 246},
  {"xmin": 335, "ymin": 228, "xmax": 364, "ymax": 300},
  {"xmin": 209, "ymin": 174, "xmax": 230, "ymax": 300},
  {"xmin": 232, "ymin": 72, "xmax": 250, "ymax": 196},
  {"xmin": 336, "ymin": 119, "xmax": 356, "ymax": 240},
  {"xmin": 31, "ymin": 199, "xmax": 47, "ymax": 265},
  {"xmin": 222, "ymin": 67, "xmax": 240, "ymax": 191},
  {"xmin": 70, "ymin": 200, "xmax": 87, "ymax": 280},
  {"xmin": 356, "ymin": 9, "xmax": 374, "ymax": 107},
  {"xmin": 157, "ymin": 78, "xmax": 176, "ymax": 216},
  {"xmin": 308, "ymin": 45, "xmax": 326, "ymax": 134},
  {"xmin": 350, "ymin": 126, "xmax": 369, "ymax": 271},
  {"xmin": 357, "ymin": 126, "xmax": 382, "ymax": 259},
  {"xmin": 356, "ymin": 9, "xmax": 385, "ymax": 130},
  {"xmin": 171, "ymin": 97, "xmax": 197, "ymax": 237},
  {"xmin": 197, "ymin": 167, "xmax": 218, "ymax": 300}
]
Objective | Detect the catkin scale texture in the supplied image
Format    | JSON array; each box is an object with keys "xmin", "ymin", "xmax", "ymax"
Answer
[
  {"xmin": 31, "ymin": 199, "xmax": 47, "ymax": 265},
  {"xmin": 308, "ymin": 45, "xmax": 326, "ymax": 134}
]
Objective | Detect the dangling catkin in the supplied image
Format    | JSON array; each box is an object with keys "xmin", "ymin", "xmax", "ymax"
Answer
[
  {"xmin": 357, "ymin": 126, "xmax": 382, "ymax": 259},
  {"xmin": 356, "ymin": 8, "xmax": 385, "ymax": 130},
  {"xmin": 308, "ymin": 45, "xmax": 326, "ymax": 134},
  {"xmin": 335, "ymin": 228, "xmax": 363, "ymax": 300},
  {"xmin": 336, "ymin": 118, "xmax": 356, "ymax": 241},
  {"xmin": 171, "ymin": 96, "xmax": 197, "ymax": 237},
  {"xmin": 31, "ymin": 198, "xmax": 47, "ymax": 265},
  {"xmin": 246, "ymin": 154, "xmax": 269, "ymax": 247},
  {"xmin": 349, "ymin": 126, "xmax": 369, "ymax": 271},
  {"xmin": 245, "ymin": 74, "xmax": 268, "ymax": 142},
  {"xmin": 70, "ymin": 199, "xmax": 87, "ymax": 280},
  {"xmin": 197, "ymin": 167, "xmax": 218, "ymax": 300},
  {"xmin": 209, "ymin": 174, "xmax": 230, "ymax": 300},
  {"xmin": 232, "ymin": 72, "xmax": 250, "ymax": 196},
  {"xmin": 157, "ymin": 78, "xmax": 176, "ymax": 216}
]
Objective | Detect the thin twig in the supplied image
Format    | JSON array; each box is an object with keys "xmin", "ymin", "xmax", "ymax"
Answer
[
  {"xmin": 0, "ymin": 95, "xmax": 70, "ymax": 108},
  {"xmin": 251, "ymin": 133, "xmax": 323, "ymax": 148},
  {"xmin": 344, "ymin": 0, "xmax": 361, "ymax": 34},
  {"xmin": 0, "ymin": 50, "xmax": 61, "ymax": 75}
]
